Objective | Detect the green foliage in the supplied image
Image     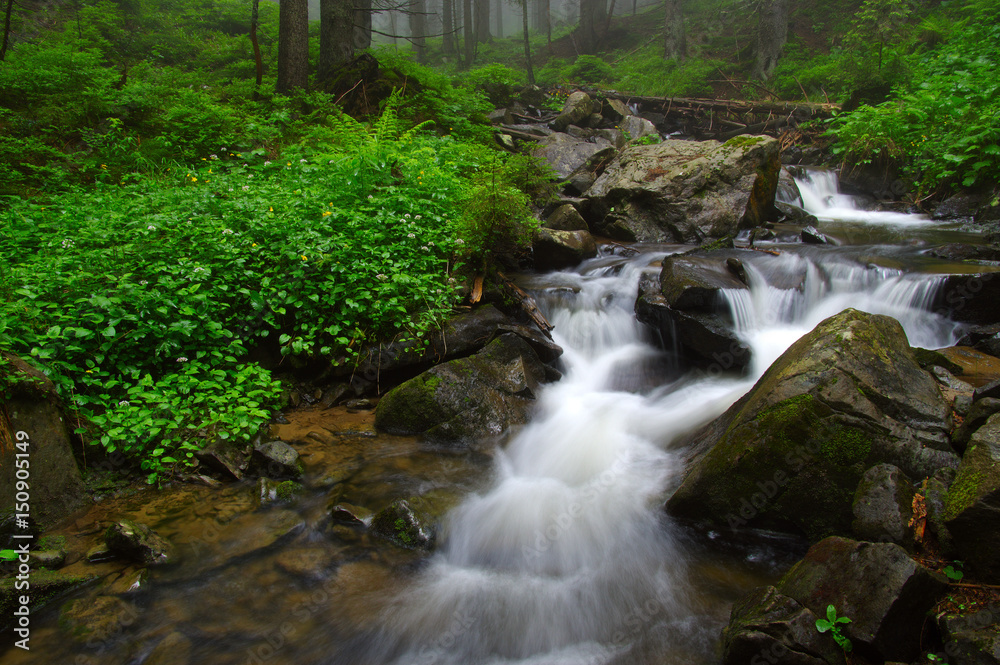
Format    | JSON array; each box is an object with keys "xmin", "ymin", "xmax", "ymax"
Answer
[
  {"xmin": 827, "ymin": 5, "xmax": 1000, "ymax": 192},
  {"xmin": 611, "ymin": 44, "xmax": 723, "ymax": 97},
  {"xmin": 943, "ymin": 562, "xmax": 964, "ymax": 582},
  {"xmin": 463, "ymin": 63, "xmax": 527, "ymax": 106},
  {"xmin": 815, "ymin": 604, "xmax": 853, "ymax": 652},
  {"xmin": 564, "ymin": 55, "xmax": 614, "ymax": 86}
]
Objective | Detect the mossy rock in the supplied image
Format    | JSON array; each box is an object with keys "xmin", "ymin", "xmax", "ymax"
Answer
[
  {"xmin": 369, "ymin": 499, "xmax": 433, "ymax": 550},
  {"xmin": 105, "ymin": 518, "xmax": 176, "ymax": 565},
  {"xmin": 943, "ymin": 413, "xmax": 1000, "ymax": 582},
  {"xmin": 667, "ymin": 309, "xmax": 956, "ymax": 541},
  {"xmin": 0, "ymin": 569, "xmax": 97, "ymax": 624},
  {"xmin": 59, "ymin": 594, "xmax": 139, "ymax": 642}
]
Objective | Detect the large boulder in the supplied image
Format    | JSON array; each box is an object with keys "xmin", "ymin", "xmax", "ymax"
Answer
[
  {"xmin": 943, "ymin": 413, "xmax": 1000, "ymax": 582},
  {"xmin": 533, "ymin": 133, "xmax": 615, "ymax": 182},
  {"xmin": 934, "ymin": 271, "xmax": 1000, "ymax": 325},
  {"xmin": 658, "ymin": 253, "xmax": 748, "ymax": 311},
  {"xmin": 0, "ymin": 353, "xmax": 87, "ymax": 525},
  {"xmin": 721, "ymin": 585, "xmax": 846, "ymax": 665},
  {"xmin": 666, "ymin": 309, "xmax": 957, "ymax": 540},
  {"xmin": 775, "ymin": 537, "xmax": 948, "ymax": 662},
  {"xmin": 551, "ymin": 91, "xmax": 598, "ymax": 131},
  {"xmin": 583, "ymin": 135, "xmax": 781, "ymax": 243},
  {"xmin": 533, "ymin": 228, "xmax": 598, "ymax": 270},
  {"xmin": 374, "ymin": 333, "xmax": 552, "ymax": 445},
  {"xmin": 851, "ymin": 463, "xmax": 916, "ymax": 546}
]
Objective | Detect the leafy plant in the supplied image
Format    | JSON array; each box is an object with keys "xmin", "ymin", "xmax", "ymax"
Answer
[
  {"xmin": 943, "ymin": 562, "xmax": 964, "ymax": 582},
  {"xmin": 815, "ymin": 604, "xmax": 853, "ymax": 652}
]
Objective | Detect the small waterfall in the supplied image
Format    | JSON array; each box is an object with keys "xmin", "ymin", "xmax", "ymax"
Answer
[
  {"xmin": 719, "ymin": 254, "xmax": 961, "ymax": 374},
  {"xmin": 789, "ymin": 167, "xmax": 932, "ymax": 226}
]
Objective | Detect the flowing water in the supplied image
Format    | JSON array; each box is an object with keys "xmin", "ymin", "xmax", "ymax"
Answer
[{"xmin": 4, "ymin": 169, "xmax": 992, "ymax": 664}]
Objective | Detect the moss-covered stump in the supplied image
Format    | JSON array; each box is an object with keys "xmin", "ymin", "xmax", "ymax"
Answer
[
  {"xmin": 374, "ymin": 333, "xmax": 552, "ymax": 446},
  {"xmin": 943, "ymin": 413, "xmax": 1000, "ymax": 583},
  {"xmin": 583, "ymin": 135, "xmax": 781, "ymax": 243},
  {"xmin": 666, "ymin": 309, "xmax": 956, "ymax": 541}
]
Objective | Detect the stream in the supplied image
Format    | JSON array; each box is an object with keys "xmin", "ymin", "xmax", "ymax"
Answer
[{"xmin": 4, "ymin": 168, "xmax": 995, "ymax": 665}]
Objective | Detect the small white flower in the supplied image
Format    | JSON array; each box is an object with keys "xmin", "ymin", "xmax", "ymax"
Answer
[
  {"xmin": 376, "ymin": 274, "xmax": 388, "ymax": 282},
  {"xmin": 177, "ymin": 356, "xmax": 189, "ymax": 362},
  {"xmin": 147, "ymin": 224, "xmax": 156, "ymax": 231},
  {"xmin": 407, "ymin": 233, "xmax": 416, "ymax": 239},
  {"xmin": 414, "ymin": 215, "xmax": 422, "ymax": 220},
  {"xmin": 367, "ymin": 195, "xmax": 374, "ymax": 200},
  {"xmin": 420, "ymin": 246, "xmax": 429, "ymax": 251},
  {"xmin": 228, "ymin": 187, "xmax": 234, "ymax": 192},
  {"xmin": 300, "ymin": 158, "xmax": 307, "ymax": 163},
  {"xmin": 140, "ymin": 280, "xmax": 148, "ymax": 286},
  {"xmin": 61, "ymin": 239, "xmax": 75, "ymax": 248},
  {"xmin": 264, "ymin": 160, "xmax": 272, "ymax": 166},
  {"xmin": 242, "ymin": 185, "xmax": 250, "ymax": 191},
  {"xmin": 404, "ymin": 213, "xmax": 411, "ymax": 218},
  {"xmin": 455, "ymin": 238, "xmax": 465, "ymax": 245},
  {"xmin": 118, "ymin": 400, "xmax": 130, "ymax": 407},
  {"xmin": 222, "ymin": 229, "xmax": 234, "ymax": 235},
  {"xmin": 210, "ymin": 154, "xmax": 219, "ymax": 160}
]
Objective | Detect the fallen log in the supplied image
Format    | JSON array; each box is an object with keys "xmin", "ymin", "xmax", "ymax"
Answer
[{"xmin": 595, "ymin": 90, "xmax": 839, "ymax": 119}]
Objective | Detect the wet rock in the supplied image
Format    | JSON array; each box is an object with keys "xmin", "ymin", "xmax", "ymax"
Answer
[
  {"xmin": 934, "ymin": 273, "xmax": 1000, "ymax": 325},
  {"xmin": 105, "ymin": 518, "xmax": 176, "ymax": 565},
  {"xmin": 852, "ymin": 464, "xmax": 915, "ymax": 546},
  {"xmin": 143, "ymin": 631, "xmax": 193, "ymax": 665},
  {"xmin": 976, "ymin": 379, "xmax": 1000, "ymax": 402},
  {"xmin": 495, "ymin": 323, "xmax": 564, "ymax": 364},
  {"xmin": 275, "ymin": 545, "xmax": 338, "ymax": 579},
  {"xmin": 938, "ymin": 609, "xmax": 1000, "ymax": 665},
  {"xmin": 194, "ymin": 440, "xmax": 246, "ymax": 481},
  {"xmin": 0, "ymin": 569, "xmax": 96, "ymax": 619},
  {"xmin": 925, "ymin": 467, "xmax": 957, "ymax": 550},
  {"xmin": 952, "ymin": 398, "xmax": 1000, "ymax": 451},
  {"xmin": 775, "ymin": 201, "xmax": 819, "ymax": 225},
  {"xmin": 584, "ymin": 135, "xmax": 781, "ymax": 243},
  {"xmin": 776, "ymin": 537, "xmax": 948, "ymax": 662},
  {"xmin": 667, "ymin": 309, "xmax": 957, "ymax": 540},
  {"xmin": 369, "ymin": 499, "xmax": 434, "ymax": 550},
  {"xmin": 250, "ymin": 440, "xmax": 304, "ymax": 480},
  {"xmin": 87, "ymin": 542, "xmax": 116, "ymax": 563},
  {"xmin": 603, "ymin": 97, "xmax": 631, "ymax": 121},
  {"xmin": 933, "ymin": 366, "xmax": 976, "ymax": 392},
  {"xmin": 722, "ymin": 585, "xmax": 845, "ymax": 665},
  {"xmin": 551, "ymin": 91, "xmax": 597, "ymax": 131},
  {"xmin": 659, "ymin": 253, "xmax": 748, "ymax": 311},
  {"xmin": 329, "ymin": 502, "xmax": 373, "ymax": 525},
  {"xmin": 913, "ymin": 347, "xmax": 966, "ymax": 376},
  {"xmin": 255, "ymin": 478, "xmax": 305, "ymax": 506},
  {"xmin": 374, "ymin": 333, "xmax": 552, "ymax": 445},
  {"xmin": 944, "ymin": 414, "xmax": 1000, "ymax": 582},
  {"xmin": 59, "ymin": 594, "xmax": 140, "ymax": 642},
  {"xmin": 939, "ymin": 345, "xmax": 1000, "ymax": 387},
  {"xmin": 801, "ymin": 225, "xmax": 830, "ymax": 244},
  {"xmin": 933, "ymin": 190, "xmax": 991, "ymax": 220},
  {"xmin": 344, "ymin": 398, "xmax": 374, "ymax": 411},
  {"xmin": 29, "ymin": 549, "xmax": 67, "ymax": 569},
  {"xmin": 0, "ymin": 352, "xmax": 88, "ymax": 525},
  {"xmin": 926, "ymin": 243, "xmax": 1000, "ymax": 263},
  {"xmin": 595, "ymin": 127, "xmax": 627, "ymax": 150},
  {"xmin": 620, "ymin": 115, "xmax": 658, "ymax": 142},
  {"xmin": 533, "ymin": 228, "xmax": 598, "ymax": 270},
  {"xmin": 518, "ymin": 85, "xmax": 548, "ymax": 108}
]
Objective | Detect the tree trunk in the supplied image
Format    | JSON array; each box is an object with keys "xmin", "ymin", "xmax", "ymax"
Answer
[
  {"xmin": 522, "ymin": 0, "xmax": 534, "ymax": 84},
  {"xmin": 277, "ymin": 0, "xmax": 309, "ymax": 93},
  {"xmin": 443, "ymin": 0, "xmax": 455, "ymax": 52},
  {"xmin": 1, "ymin": 0, "xmax": 15, "ymax": 62},
  {"xmin": 475, "ymin": 0, "xmax": 491, "ymax": 43},
  {"xmin": 354, "ymin": 0, "xmax": 372, "ymax": 52},
  {"xmin": 319, "ymin": 0, "xmax": 355, "ymax": 82},
  {"xmin": 463, "ymin": 0, "xmax": 474, "ymax": 66},
  {"xmin": 250, "ymin": 0, "xmax": 264, "ymax": 88},
  {"xmin": 410, "ymin": 0, "xmax": 427, "ymax": 62},
  {"xmin": 753, "ymin": 0, "xmax": 789, "ymax": 80},
  {"xmin": 495, "ymin": 0, "xmax": 502, "ymax": 38},
  {"xmin": 578, "ymin": 0, "xmax": 606, "ymax": 54},
  {"xmin": 663, "ymin": 0, "xmax": 684, "ymax": 61}
]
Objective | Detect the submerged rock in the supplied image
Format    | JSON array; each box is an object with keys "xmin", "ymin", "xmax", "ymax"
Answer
[
  {"xmin": 1, "ymin": 569, "xmax": 96, "ymax": 619},
  {"xmin": 59, "ymin": 595, "xmax": 140, "ymax": 643},
  {"xmin": 374, "ymin": 333, "xmax": 552, "ymax": 445},
  {"xmin": 250, "ymin": 440, "xmax": 304, "ymax": 480},
  {"xmin": 584, "ymin": 135, "xmax": 781, "ymax": 243},
  {"xmin": 666, "ymin": 309, "xmax": 956, "ymax": 540}
]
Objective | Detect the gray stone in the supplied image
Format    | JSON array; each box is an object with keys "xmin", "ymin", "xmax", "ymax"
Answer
[
  {"xmin": 250, "ymin": 440, "xmax": 304, "ymax": 480},
  {"xmin": 143, "ymin": 631, "xmax": 193, "ymax": 665},
  {"xmin": 330, "ymin": 502, "xmax": 373, "ymax": 525},
  {"xmin": 953, "ymin": 397, "xmax": 1000, "ymax": 451},
  {"xmin": 533, "ymin": 228, "xmax": 598, "ymax": 270},
  {"xmin": 722, "ymin": 585, "xmax": 846, "ymax": 665},
  {"xmin": 543, "ymin": 204, "xmax": 589, "ymax": 232},
  {"xmin": 852, "ymin": 464, "xmax": 915, "ymax": 546},
  {"xmin": 370, "ymin": 499, "xmax": 434, "ymax": 550},
  {"xmin": 533, "ymin": 133, "xmax": 614, "ymax": 182},
  {"xmin": 0, "ymin": 353, "xmax": 88, "ymax": 526},
  {"xmin": 59, "ymin": 595, "xmax": 140, "ymax": 643},
  {"xmin": 939, "ymin": 608, "xmax": 1000, "ymax": 665},
  {"xmin": 105, "ymin": 518, "xmax": 176, "ymax": 565},
  {"xmin": 801, "ymin": 225, "xmax": 830, "ymax": 244},
  {"xmin": 667, "ymin": 309, "xmax": 957, "ymax": 540},
  {"xmin": 585, "ymin": 136, "xmax": 781, "ymax": 242},
  {"xmin": 551, "ymin": 91, "xmax": 597, "ymax": 131},
  {"xmin": 659, "ymin": 253, "xmax": 748, "ymax": 311},
  {"xmin": 777, "ymin": 537, "xmax": 948, "ymax": 662},
  {"xmin": 620, "ymin": 114, "xmax": 659, "ymax": 142}
]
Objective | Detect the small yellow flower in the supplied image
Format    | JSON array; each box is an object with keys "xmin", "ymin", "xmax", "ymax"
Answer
[
  {"xmin": 208, "ymin": 169, "xmax": 213, "ymax": 174},
  {"xmin": 301, "ymin": 255, "xmax": 307, "ymax": 261},
  {"xmin": 100, "ymin": 164, "xmax": 107, "ymax": 170},
  {"xmin": 269, "ymin": 206, "xmax": 273, "ymax": 212},
  {"xmin": 191, "ymin": 177, "xmax": 198, "ymax": 182},
  {"xmin": 202, "ymin": 158, "xmax": 207, "ymax": 161},
  {"xmin": 322, "ymin": 211, "xmax": 332, "ymax": 217},
  {"xmin": 287, "ymin": 162, "xmax": 292, "ymax": 166},
  {"xmin": 252, "ymin": 242, "xmax": 258, "ymax": 247}
]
